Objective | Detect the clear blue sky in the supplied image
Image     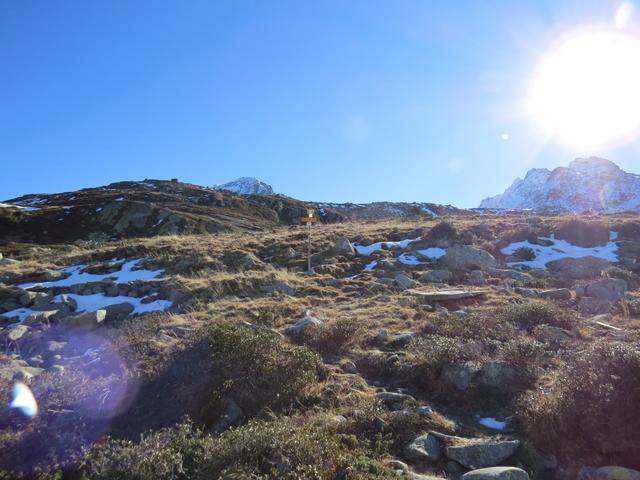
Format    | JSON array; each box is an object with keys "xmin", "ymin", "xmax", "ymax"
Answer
[{"xmin": 2, "ymin": 0, "xmax": 639, "ymax": 206}]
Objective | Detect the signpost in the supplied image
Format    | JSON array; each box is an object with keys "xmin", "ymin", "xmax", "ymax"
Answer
[{"xmin": 301, "ymin": 208, "xmax": 318, "ymax": 272}]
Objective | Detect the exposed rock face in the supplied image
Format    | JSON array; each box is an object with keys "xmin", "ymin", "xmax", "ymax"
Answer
[
  {"xmin": 440, "ymin": 246, "xmax": 497, "ymax": 271},
  {"xmin": 462, "ymin": 467, "xmax": 529, "ymax": 480},
  {"xmin": 405, "ymin": 433, "xmax": 441, "ymax": 463},
  {"xmin": 582, "ymin": 278, "xmax": 627, "ymax": 301},
  {"xmin": 216, "ymin": 177, "xmax": 275, "ymax": 196},
  {"xmin": 446, "ymin": 439, "xmax": 520, "ymax": 469},
  {"xmin": 480, "ymin": 157, "xmax": 640, "ymax": 212},
  {"xmin": 547, "ymin": 256, "xmax": 611, "ymax": 280}
]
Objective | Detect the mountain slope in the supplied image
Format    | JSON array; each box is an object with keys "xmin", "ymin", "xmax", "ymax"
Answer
[
  {"xmin": 216, "ymin": 177, "xmax": 275, "ymax": 196},
  {"xmin": 480, "ymin": 157, "xmax": 640, "ymax": 212}
]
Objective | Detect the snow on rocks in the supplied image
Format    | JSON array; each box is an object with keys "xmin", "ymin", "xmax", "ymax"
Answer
[
  {"xmin": 478, "ymin": 417, "xmax": 507, "ymax": 431},
  {"xmin": 53, "ymin": 293, "xmax": 172, "ymax": 316},
  {"xmin": 18, "ymin": 258, "xmax": 165, "ymax": 289},
  {"xmin": 501, "ymin": 232, "xmax": 619, "ymax": 268},
  {"xmin": 353, "ymin": 237, "xmax": 418, "ymax": 256}
]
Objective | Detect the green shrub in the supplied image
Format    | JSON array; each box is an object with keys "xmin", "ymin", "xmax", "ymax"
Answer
[
  {"xmin": 303, "ymin": 318, "xmax": 362, "ymax": 357},
  {"xmin": 204, "ymin": 323, "xmax": 321, "ymax": 415},
  {"xmin": 498, "ymin": 302, "xmax": 576, "ymax": 331},
  {"xmin": 518, "ymin": 340, "xmax": 640, "ymax": 466},
  {"xmin": 408, "ymin": 334, "xmax": 468, "ymax": 386},
  {"xmin": 83, "ymin": 418, "xmax": 397, "ymax": 480}
]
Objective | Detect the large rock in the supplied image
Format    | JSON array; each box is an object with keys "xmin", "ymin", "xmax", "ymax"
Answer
[
  {"xmin": 285, "ymin": 316, "xmax": 322, "ymax": 336},
  {"xmin": 334, "ymin": 237, "xmax": 355, "ymax": 256},
  {"xmin": 462, "ymin": 467, "xmax": 529, "ymax": 480},
  {"xmin": 440, "ymin": 362, "xmax": 481, "ymax": 391},
  {"xmin": 446, "ymin": 439, "xmax": 520, "ymax": 469},
  {"xmin": 409, "ymin": 289, "xmax": 489, "ymax": 302},
  {"xmin": 405, "ymin": 433, "xmax": 441, "ymax": 463},
  {"xmin": 376, "ymin": 391, "xmax": 416, "ymax": 407},
  {"xmin": 419, "ymin": 269, "xmax": 452, "ymax": 283},
  {"xmin": 6, "ymin": 324, "xmax": 30, "ymax": 342},
  {"xmin": 583, "ymin": 278, "xmax": 627, "ymax": 301},
  {"xmin": 103, "ymin": 302, "xmax": 135, "ymax": 319},
  {"xmin": 478, "ymin": 361, "xmax": 517, "ymax": 389},
  {"xmin": 440, "ymin": 245, "xmax": 497, "ymax": 271},
  {"xmin": 537, "ymin": 288, "xmax": 571, "ymax": 300},
  {"xmin": 60, "ymin": 309, "xmax": 106, "ymax": 328},
  {"xmin": 395, "ymin": 273, "xmax": 417, "ymax": 290},
  {"xmin": 547, "ymin": 256, "xmax": 610, "ymax": 280},
  {"xmin": 578, "ymin": 466, "xmax": 640, "ymax": 480}
]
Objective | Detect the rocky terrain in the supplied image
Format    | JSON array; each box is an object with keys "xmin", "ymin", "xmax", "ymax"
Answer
[
  {"xmin": 1, "ymin": 206, "xmax": 640, "ymax": 479},
  {"xmin": 0, "ymin": 179, "xmax": 466, "ymax": 244},
  {"xmin": 480, "ymin": 157, "xmax": 640, "ymax": 213},
  {"xmin": 216, "ymin": 177, "xmax": 277, "ymax": 196}
]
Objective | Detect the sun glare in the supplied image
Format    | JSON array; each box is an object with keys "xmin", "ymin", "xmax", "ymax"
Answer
[{"xmin": 528, "ymin": 29, "xmax": 640, "ymax": 150}]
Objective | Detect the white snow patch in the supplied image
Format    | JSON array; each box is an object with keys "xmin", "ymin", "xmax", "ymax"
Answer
[
  {"xmin": 421, "ymin": 206, "xmax": 438, "ymax": 217},
  {"xmin": 479, "ymin": 417, "xmax": 506, "ymax": 430},
  {"xmin": 501, "ymin": 231, "xmax": 619, "ymax": 268},
  {"xmin": 0, "ymin": 203, "xmax": 38, "ymax": 212},
  {"xmin": 365, "ymin": 260, "xmax": 378, "ymax": 270},
  {"xmin": 18, "ymin": 259, "xmax": 165, "ymax": 289},
  {"xmin": 114, "ymin": 197, "xmax": 125, "ymax": 202},
  {"xmin": 398, "ymin": 253, "xmax": 423, "ymax": 266},
  {"xmin": 354, "ymin": 238, "xmax": 419, "ymax": 256},
  {"xmin": 95, "ymin": 207, "xmax": 103, "ymax": 212},
  {"xmin": 0, "ymin": 307, "xmax": 38, "ymax": 323},
  {"xmin": 54, "ymin": 293, "xmax": 172, "ymax": 315},
  {"xmin": 417, "ymin": 247, "xmax": 447, "ymax": 259}
]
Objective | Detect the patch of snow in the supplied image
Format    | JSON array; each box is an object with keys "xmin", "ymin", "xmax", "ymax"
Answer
[
  {"xmin": 54, "ymin": 293, "xmax": 172, "ymax": 315},
  {"xmin": 0, "ymin": 307, "xmax": 38, "ymax": 323},
  {"xmin": 0, "ymin": 203, "xmax": 38, "ymax": 212},
  {"xmin": 416, "ymin": 247, "xmax": 447, "ymax": 259},
  {"xmin": 354, "ymin": 237, "xmax": 419, "ymax": 256},
  {"xmin": 18, "ymin": 259, "xmax": 165, "ymax": 289},
  {"xmin": 95, "ymin": 207, "xmax": 103, "ymax": 212},
  {"xmin": 479, "ymin": 417, "xmax": 506, "ymax": 430},
  {"xmin": 365, "ymin": 260, "xmax": 378, "ymax": 270},
  {"xmin": 398, "ymin": 253, "xmax": 423, "ymax": 266},
  {"xmin": 501, "ymin": 231, "xmax": 619, "ymax": 268},
  {"xmin": 421, "ymin": 206, "xmax": 438, "ymax": 217},
  {"xmin": 114, "ymin": 197, "xmax": 125, "ymax": 202}
]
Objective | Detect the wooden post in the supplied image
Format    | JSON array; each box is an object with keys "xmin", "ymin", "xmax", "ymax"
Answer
[
  {"xmin": 302, "ymin": 208, "xmax": 317, "ymax": 274},
  {"xmin": 307, "ymin": 221, "xmax": 311, "ymax": 273}
]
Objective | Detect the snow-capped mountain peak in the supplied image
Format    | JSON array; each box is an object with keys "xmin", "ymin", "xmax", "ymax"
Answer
[
  {"xmin": 479, "ymin": 157, "xmax": 640, "ymax": 212},
  {"xmin": 216, "ymin": 177, "xmax": 275, "ymax": 196}
]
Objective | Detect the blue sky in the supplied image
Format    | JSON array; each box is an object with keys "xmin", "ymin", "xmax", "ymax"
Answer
[{"xmin": 2, "ymin": 0, "xmax": 639, "ymax": 207}]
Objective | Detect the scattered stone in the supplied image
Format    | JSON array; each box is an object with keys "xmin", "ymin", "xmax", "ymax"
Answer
[
  {"xmin": 334, "ymin": 237, "xmax": 355, "ymax": 256},
  {"xmin": 478, "ymin": 361, "xmax": 517, "ymax": 389},
  {"xmin": 395, "ymin": 273, "xmax": 416, "ymax": 290},
  {"xmin": 18, "ymin": 291, "xmax": 38, "ymax": 307},
  {"xmin": 103, "ymin": 302, "xmax": 135, "ymax": 319},
  {"xmin": 389, "ymin": 330, "xmax": 417, "ymax": 347},
  {"xmin": 537, "ymin": 288, "xmax": 571, "ymax": 300},
  {"xmin": 405, "ymin": 432, "xmax": 441, "ymax": 463},
  {"xmin": 440, "ymin": 362, "xmax": 481, "ymax": 391},
  {"xmin": 446, "ymin": 439, "xmax": 520, "ymax": 469},
  {"xmin": 7, "ymin": 324, "xmax": 30, "ymax": 342},
  {"xmin": 260, "ymin": 281, "xmax": 296, "ymax": 296},
  {"xmin": 419, "ymin": 269, "xmax": 452, "ymax": 283},
  {"xmin": 577, "ymin": 297, "xmax": 613, "ymax": 315},
  {"xmin": 409, "ymin": 289, "xmax": 490, "ymax": 302},
  {"xmin": 285, "ymin": 316, "xmax": 322, "ymax": 336},
  {"xmin": 340, "ymin": 360, "xmax": 358, "ymax": 374},
  {"xmin": 462, "ymin": 467, "xmax": 529, "ymax": 480},
  {"xmin": 60, "ymin": 309, "xmax": 107, "ymax": 328},
  {"xmin": 376, "ymin": 391, "xmax": 416, "ymax": 408},
  {"xmin": 13, "ymin": 367, "xmax": 43, "ymax": 381},
  {"xmin": 440, "ymin": 245, "xmax": 497, "ymax": 271},
  {"xmin": 23, "ymin": 310, "xmax": 59, "ymax": 326},
  {"xmin": 469, "ymin": 270, "xmax": 487, "ymax": 286},
  {"xmin": 535, "ymin": 325, "xmax": 575, "ymax": 343}
]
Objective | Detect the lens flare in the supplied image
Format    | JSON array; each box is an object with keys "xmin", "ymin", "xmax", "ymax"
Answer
[
  {"xmin": 528, "ymin": 29, "xmax": 640, "ymax": 150},
  {"xmin": 9, "ymin": 382, "xmax": 38, "ymax": 417}
]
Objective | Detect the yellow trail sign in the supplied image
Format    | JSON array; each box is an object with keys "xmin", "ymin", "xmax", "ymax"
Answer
[{"xmin": 301, "ymin": 216, "xmax": 318, "ymax": 223}]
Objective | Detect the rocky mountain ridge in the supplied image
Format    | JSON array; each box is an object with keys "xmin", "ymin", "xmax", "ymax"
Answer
[
  {"xmin": 480, "ymin": 157, "xmax": 640, "ymax": 212},
  {"xmin": 216, "ymin": 177, "xmax": 276, "ymax": 196}
]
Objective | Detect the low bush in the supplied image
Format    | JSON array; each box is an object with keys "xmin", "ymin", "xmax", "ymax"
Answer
[
  {"xmin": 408, "ymin": 334, "xmax": 469, "ymax": 385},
  {"xmin": 518, "ymin": 340, "xmax": 640, "ymax": 467},
  {"xmin": 204, "ymin": 322, "xmax": 321, "ymax": 416},
  {"xmin": 303, "ymin": 318, "xmax": 362, "ymax": 357},
  {"xmin": 82, "ymin": 418, "xmax": 397, "ymax": 480},
  {"xmin": 498, "ymin": 302, "xmax": 576, "ymax": 331}
]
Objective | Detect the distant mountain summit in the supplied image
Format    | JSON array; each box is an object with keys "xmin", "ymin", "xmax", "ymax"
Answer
[
  {"xmin": 479, "ymin": 157, "xmax": 640, "ymax": 212},
  {"xmin": 216, "ymin": 177, "xmax": 275, "ymax": 196}
]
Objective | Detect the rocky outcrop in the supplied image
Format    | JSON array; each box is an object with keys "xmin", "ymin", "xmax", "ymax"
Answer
[{"xmin": 480, "ymin": 157, "xmax": 640, "ymax": 212}]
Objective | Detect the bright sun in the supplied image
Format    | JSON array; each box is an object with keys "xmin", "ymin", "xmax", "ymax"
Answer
[{"xmin": 528, "ymin": 29, "xmax": 640, "ymax": 150}]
